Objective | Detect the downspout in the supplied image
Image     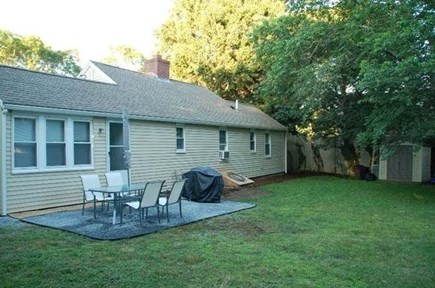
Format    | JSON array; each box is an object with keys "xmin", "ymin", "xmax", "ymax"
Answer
[{"xmin": 0, "ymin": 100, "xmax": 7, "ymax": 215}]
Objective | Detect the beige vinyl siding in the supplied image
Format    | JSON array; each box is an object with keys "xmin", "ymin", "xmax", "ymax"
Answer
[
  {"xmin": 130, "ymin": 121, "xmax": 220, "ymax": 185},
  {"xmin": 129, "ymin": 121, "xmax": 285, "ymax": 186},
  {"xmin": 221, "ymin": 129, "xmax": 285, "ymax": 178},
  {"xmin": 6, "ymin": 116, "xmax": 108, "ymax": 213},
  {"xmin": 93, "ymin": 117, "xmax": 108, "ymax": 176},
  {"xmin": 5, "ymin": 116, "xmax": 285, "ymax": 213}
]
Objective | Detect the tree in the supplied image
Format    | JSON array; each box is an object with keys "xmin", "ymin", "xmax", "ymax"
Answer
[
  {"xmin": 252, "ymin": 0, "xmax": 435, "ymax": 162},
  {"xmin": 253, "ymin": 3, "xmax": 367, "ymax": 162},
  {"xmin": 103, "ymin": 45, "xmax": 145, "ymax": 71},
  {"xmin": 157, "ymin": 0, "xmax": 286, "ymax": 100},
  {"xmin": 355, "ymin": 0, "xmax": 435, "ymax": 149},
  {"xmin": 0, "ymin": 30, "xmax": 81, "ymax": 76}
]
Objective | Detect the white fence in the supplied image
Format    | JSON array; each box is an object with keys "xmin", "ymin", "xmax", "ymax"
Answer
[{"xmin": 287, "ymin": 135, "xmax": 371, "ymax": 176}]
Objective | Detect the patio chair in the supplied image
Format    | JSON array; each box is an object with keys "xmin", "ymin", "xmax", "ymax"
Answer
[
  {"xmin": 80, "ymin": 174, "xmax": 114, "ymax": 216},
  {"xmin": 159, "ymin": 179, "xmax": 187, "ymax": 223},
  {"xmin": 124, "ymin": 180, "xmax": 165, "ymax": 224},
  {"xmin": 104, "ymin": 172, "xmax": 127, "ymax": 195},
  {"xmin": 104, "ymin": 171, "xmax": 125, "ymax": 186}
]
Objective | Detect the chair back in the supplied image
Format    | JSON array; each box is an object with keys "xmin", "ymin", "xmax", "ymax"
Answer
[
  {"xmin": 80, "ymin": 175, "xmax": 103, "ymax": 201},
  {"xmin": 105, "ymin": 172, "xmax": 125, "ymax": 186},
  {"xmin": 168, "ymin": 179, "xmax": 187, "ymax": 205},
  {"xmin": 140, "ymin": 180, "xmax": 165, "ymax": 208}
]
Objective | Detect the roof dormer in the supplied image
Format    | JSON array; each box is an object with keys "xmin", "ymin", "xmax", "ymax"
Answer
[{"xmin": 78, "ymin": 62, "xmax": 117, "ymax": 84}]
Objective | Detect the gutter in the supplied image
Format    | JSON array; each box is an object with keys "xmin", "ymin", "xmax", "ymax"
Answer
[
  {"xmin": 5, "ymin": 104, "xmax": 288, "ymax": 132},
  {"xmin": 0, "ymin": 99, "xmax": 7, "ymax": 215},
  {"xmin": 5, "ymin": 104, "xmax": 120, "ymax": 119}
]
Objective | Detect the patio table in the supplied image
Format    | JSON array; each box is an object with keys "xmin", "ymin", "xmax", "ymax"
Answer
[{"xmin": 90, "ymin": 183, "xmax": 146, "ymax": 225}]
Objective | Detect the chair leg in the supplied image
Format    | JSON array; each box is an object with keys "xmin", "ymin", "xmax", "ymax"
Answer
[
  {"xmin": 179, "ymin": 201, "xmax": 182, "ymax": 218},
  {"xmin": 157, "ymin": 206, "xmax": 160, "ymax": 224},
  {"xmin": 166, "ymin": 205, "xmax": 169, "ymax": 223},
  {"xmin": 120, "ymin": 203, "xmax": 123, "ymax": 224},
  {"xmin": 82, "ymin": 200, "xmax": 85, "ymax": 216},
  {"xmin": 93, "ymin": 198, "xmax": 97, "ymax": 219}
]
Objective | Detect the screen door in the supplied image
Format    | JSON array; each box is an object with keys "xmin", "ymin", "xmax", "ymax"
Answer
[{"xmin": 108, "ymin": 122, "xmax": 126, "ymax": 171}]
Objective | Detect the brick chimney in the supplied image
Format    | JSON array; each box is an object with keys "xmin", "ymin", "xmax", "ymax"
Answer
[{"xmin": 144, "ymin": 55, "xmax": 170, "ymax": 79}]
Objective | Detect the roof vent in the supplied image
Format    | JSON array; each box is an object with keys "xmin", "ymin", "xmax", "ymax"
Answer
[{"xmin": 231, "ymin": 100, "xmax": 239, "ymax": 111}]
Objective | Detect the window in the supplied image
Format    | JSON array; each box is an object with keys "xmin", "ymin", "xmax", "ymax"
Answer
[
  {"xmin": 176, "ymin": 126, "xmax": 185, "ymax": 152},
  {"xmin": 46, "ymin": 119, "xmax": 66, "ymax": 166},
  {"xmin": 14, "ymin": 117, "xmax": 37, "ymax": 168},
  {"xmin": 219, "ymin": 129, "xmax": 228, "ymax": 151},
  {"xmin": 265, "ymin": 132, "xmax": 271, "ymax": 157},
  {"xmin": 250, "ymin": 131, "xmax": 256, "ymax": 152},
  {"xmin": 74, "ymin": 121, "xmax": 91, "ymax": 165},
  {"xmin": 13, "ymin": 115, "xmax": 92, "ymax": 171}
]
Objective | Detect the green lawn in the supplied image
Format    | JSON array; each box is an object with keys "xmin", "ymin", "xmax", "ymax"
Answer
[{"xmin": 1, "ymin": 177, "xmax": 434, "ymax": 287}]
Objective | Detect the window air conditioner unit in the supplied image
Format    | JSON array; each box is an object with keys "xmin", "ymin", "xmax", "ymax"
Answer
[{"xmin": 219, "ymin": 151, "xmax": 230, "ymax": 160}]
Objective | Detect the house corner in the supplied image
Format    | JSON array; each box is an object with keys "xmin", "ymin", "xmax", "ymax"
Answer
[{"xmin": 0, "ymin": 100, "xmax": 7, "ymax": 215}]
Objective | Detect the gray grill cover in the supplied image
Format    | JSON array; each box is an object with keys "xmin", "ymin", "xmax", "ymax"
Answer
[{"xmin": 182, "ymin": 167, "xmax": 223, "ymax": 203}]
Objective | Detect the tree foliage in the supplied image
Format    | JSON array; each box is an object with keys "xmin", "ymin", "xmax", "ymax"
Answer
[
  {"xmin": 0, "ymin": 29, "xmax": 81, "ymax": 76},
  {"xmin": 157, "ymin": 0, "xmax": 286, "ymax": 100},
  {"xmin": 103, "ymin": 45, "xmax": 145, "ymax": 71},
  {"xmin": 253, "ymin": 0, "xmax": 435, "ymax": 160},
  {"xmin": 355, "ymin": 0, "xmax": 435, "ymax": 148}
]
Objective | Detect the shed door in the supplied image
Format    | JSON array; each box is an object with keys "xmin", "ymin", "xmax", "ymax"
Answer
[
  {"xmin": 387, "ymin": 145, "xmax": 413, "ymax": 181},
  {"xmin": 108, "ymin": 122, "xmax": 126, "ymax": 171}
]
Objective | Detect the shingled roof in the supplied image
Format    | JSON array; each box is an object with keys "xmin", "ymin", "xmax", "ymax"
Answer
[{"xmin": 0, "ymin": 63, "xmax": 286, "ymax": 131}]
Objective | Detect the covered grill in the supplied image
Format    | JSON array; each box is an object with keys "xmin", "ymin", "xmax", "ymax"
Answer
[{"xmin": 182, "ymin": 167, "xmax": 224, "ymax": 203}]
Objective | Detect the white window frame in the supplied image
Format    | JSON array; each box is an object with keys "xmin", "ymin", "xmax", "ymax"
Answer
[
  {"xmin": 73, "ymin": 120, "xmax": 92, "ymax": 166},
  {"xmin": 265, "ymin": 132, "xmax": 271, "ymax": 158},
  {"xmin": 219, "ymin": 128, "xmax": 228, "ymax": 152},
  {"xmin": 45, "ymin": 118, "xmax": 67, "ymax": 167},
  {"xmin": 13, "ymin": 116, "xmax": 38, "ymax": 170},
  {"xmin": 176, "ymin": 125, "xmax": 186, "ymax": 153},
  {"xmin": 250, "ymin": 131, "xmax": 256, "ymax": 153},
  {"xmin": 12, "ymin": 113, "xmax": 93, "ymax": 173}
]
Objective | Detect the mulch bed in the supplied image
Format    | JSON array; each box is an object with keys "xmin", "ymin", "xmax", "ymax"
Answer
[{"xmin": 222, "ymin": 171, "xmax": 331, "ymax": 200}]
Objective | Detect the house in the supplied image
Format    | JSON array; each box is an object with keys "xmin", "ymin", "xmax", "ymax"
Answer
[{"xmin": 0, "ymin": 56, "xmax": 287, "ymax": 215}]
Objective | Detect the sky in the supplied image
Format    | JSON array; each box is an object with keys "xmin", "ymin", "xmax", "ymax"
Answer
[{"xmin": 0, "ymin": 0, "xmax": 174, "ymax": 65}]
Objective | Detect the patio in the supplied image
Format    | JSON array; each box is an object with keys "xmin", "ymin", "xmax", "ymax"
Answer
[{"xmin": 14, "ymin": 200, "xmax": 255, "ymax": 240}]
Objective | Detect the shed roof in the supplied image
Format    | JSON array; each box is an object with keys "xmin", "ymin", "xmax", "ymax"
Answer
[{"xmin": 0, "ymin": 63, "xmax": 286, "ymax": 131}]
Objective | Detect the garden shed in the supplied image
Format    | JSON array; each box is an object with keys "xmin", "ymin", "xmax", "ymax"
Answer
[{"xmin": 378, "ymin": 144, "xmax": 432, "ymax": 182}]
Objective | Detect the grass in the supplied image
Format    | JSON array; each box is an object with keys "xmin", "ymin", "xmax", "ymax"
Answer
[{"xmin": 1, "ymin": 176, "xmax": 434, "ymax": 287}]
